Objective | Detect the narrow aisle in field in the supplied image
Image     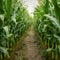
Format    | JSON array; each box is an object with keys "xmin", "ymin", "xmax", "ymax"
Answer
[{"xmin": 25, "ymin": 26, "xmax": 42, "ymax": 60}]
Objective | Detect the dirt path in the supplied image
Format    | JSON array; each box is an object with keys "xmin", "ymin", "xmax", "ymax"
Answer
[
  {"xmin": 11, "ymin": 26, "xmax": 42, "ymax": 60},
  {"xmin": 25, "ymin": 26, "xmax": 42, "ymax": 60}
]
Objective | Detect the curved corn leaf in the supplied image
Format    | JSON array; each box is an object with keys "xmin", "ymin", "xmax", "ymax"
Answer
[
  {"xmin": 0, "ymin": 14, "xmax": 4, "ymax": 22},
  {"xmin": 3, "ymin": 26, "xmax": 9, "ymax": 35},
  {"xmin": 0, "ymin": 47, "xmax": 9, "ymax": 58},
  {"xmin": 44, "ymin": 14, "xmax": 60, "ymax": 29}
]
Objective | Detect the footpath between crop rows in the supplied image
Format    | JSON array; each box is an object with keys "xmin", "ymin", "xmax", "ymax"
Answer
[{"xmin": 11, "ymin": 26, "xmax": 42, "ymax": 60}]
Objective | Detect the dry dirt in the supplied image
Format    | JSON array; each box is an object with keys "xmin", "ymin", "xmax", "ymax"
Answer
[{"xmin": 25, "ymin": 26, "xmax": 42, "ymax": 60}]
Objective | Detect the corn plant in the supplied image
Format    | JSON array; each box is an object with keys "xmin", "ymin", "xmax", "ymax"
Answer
[
  {"xmin": 34, "ymin": 0, "xmax": 60, "ymax": 60},
  {"xmin": 0, "ymin": 0, "xmax": 30, "ymax": 60}
]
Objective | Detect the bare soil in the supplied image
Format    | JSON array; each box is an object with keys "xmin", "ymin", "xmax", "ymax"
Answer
[{"xmin": 25, "ymin": 26, "xmax": 42, "ymax": 60}]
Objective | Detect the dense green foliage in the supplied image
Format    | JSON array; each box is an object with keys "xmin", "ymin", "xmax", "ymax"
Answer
[
  {"xmin": 0, "ymin": 0, "xmax": 30, "ymax": 60},
  {"xmin": 34, "ymin": 0, "xmax": 60, "ymax": 60}
]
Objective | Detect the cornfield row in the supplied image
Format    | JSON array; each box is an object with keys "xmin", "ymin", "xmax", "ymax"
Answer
[
  {"xmin": 0, "ymin": 0, "xmax": 30, "ymax": 60},
  {"xmin": 34, "ymin": 0, "xmax": 60, "ymax": 60}
]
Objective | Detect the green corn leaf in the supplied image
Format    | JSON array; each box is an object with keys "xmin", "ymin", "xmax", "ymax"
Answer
[
  {"xmin": 11, "ymin": 15, "xmax": 18, "ymax": 25},
  {"xmin": 44, "ymin": 14, "xmax": 60, "ymax": 29},
  {"xmin": 46, "ymin": 48, "xmax": 53, "ymax": 52},
  {"xmin": 3, "ymin": 26, "xmax": 9, "ymax": 35},
  {"xmin": 0, "ymin": 47, "xmax": 9, "ymax": 58},
  {"xmin": 0, "ymin": 14, "xmax": 4, "ymax": 22},
  {"xmin": 7, "ymin": 34, "xmax": 13, "ymax": 38},
  {"xmin": 54, "ymin": 34, "xmax": 60, "ymax": 42}
]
